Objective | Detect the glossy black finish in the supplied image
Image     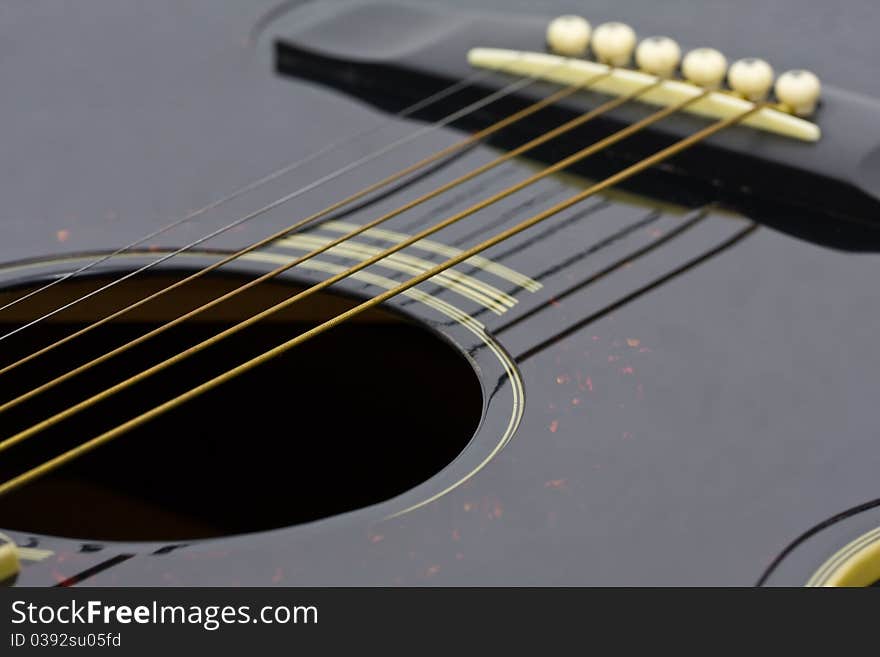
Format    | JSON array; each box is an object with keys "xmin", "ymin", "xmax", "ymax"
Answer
[{"xmin": 1, "ymin": 0, "xmax": 879, "ymax": 586}]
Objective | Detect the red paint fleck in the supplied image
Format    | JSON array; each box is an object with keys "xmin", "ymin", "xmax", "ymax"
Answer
[
  {"xmin": 544, "ymin": 479, "xmax": 567, "ymax": 489},
  {"xmin": 622, "ymin": 431, "xmax": 633, "ymax": 440},
  {"xmin": 451, "ymin": 529, "xmax": 461, "ymax": 541},
  {"xmin": 56, "ymin": 229, "xmax": 70, "ymax": 242},
  {"xmin": 369, "ymin": 534, "xmax": 384, "ymax": 544},
  {"xmin": 620, "ymin": 366, "xmax": 634, "ymax": 375},
  {"xmin": 585, "ymin": 377, "xmax": 594, "ymax": 392},
  {"xmin": 271, "ymin": 568, "xmax": 284, "ymax": 584},
  {"xmin": 455, "ymin": 552, "xmax": 464, "ymax": 561},
  {"xmin": 549, "ymin": 297, "xmax": 561, "ymax": 307},
  {"xmin": 425, "ymin": 565, "xmax": 441, "ymax": 578},
  {"xmin": 488, "ymin": 500, "xmax": 504, "ymax": 519},
  {"xmin": 571, "ymin": 397, "xmax": 581, "ymax": 406},
  {"xmin": 549, "ymin": 420, "xmax": 559, "ymax": 433},
  {"xmin": 608, "ymin": 355, "xmax": 620, "ymax": 362}
]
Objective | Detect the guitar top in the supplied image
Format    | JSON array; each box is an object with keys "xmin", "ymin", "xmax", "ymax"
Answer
[{"xmin": 1, "ymin": 0, "xmax": 879, "ymax": 586}]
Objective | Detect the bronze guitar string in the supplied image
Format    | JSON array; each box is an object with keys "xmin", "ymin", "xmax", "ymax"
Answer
[
  {"xmin": 0, "ymin": 56, "xmax": 563, "ymax": 345},
  {"xmin": 0, "ymin": 82, "xmax": 692, "ymax": 446},
  {"xmin": 0, "ymin": 103, "xmax": 761, "ymax": 497},
  {"xmin": 0, "ymin": 85, "xmax": 703, "ymax": 449},
  {"xmin": 0, "ymin": 58, "xmax": 591, "ymax": 372},
  {"xmin": 0, "ymin": 70, "xmax": 648, "ymax": 414},
  {"xmin": 0, "ymin": 71, "xmax": 498, "ymax": 317}
]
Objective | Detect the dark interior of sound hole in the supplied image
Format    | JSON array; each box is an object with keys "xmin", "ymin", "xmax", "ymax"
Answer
[{"xmin": 0, "ymin": 271, "xmax": 483, "ymax": 541}]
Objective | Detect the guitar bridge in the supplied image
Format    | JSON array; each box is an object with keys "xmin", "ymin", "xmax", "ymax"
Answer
[{"xmin": 467, "ymin": 48, "xmax": 820, "ymax": 142}]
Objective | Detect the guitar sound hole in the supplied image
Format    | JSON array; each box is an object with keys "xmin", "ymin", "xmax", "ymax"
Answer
[{"xmin": 0, "ymin": 271, "xmax": 483, "ymax": 541}]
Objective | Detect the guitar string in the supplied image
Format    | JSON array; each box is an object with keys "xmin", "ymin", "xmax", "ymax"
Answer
[
  {"xmin": 0, "ymin": 56, "xmax": 555, "ymax": 345},
  {"xmin": 0, "ymin": 86, "xmax": 697, "ymax": 447},
  {"xmin": 0, "ymin": 103, "xmax": 762, "ymax": 497},
  {"xmin": 0, "ymin": 70, "xmax": 495, "ymax": 316},
  {"xmin": 0, "ymin": 83, "xmax": 686, "ymax": 443},
  {"xmin": 0, "ymin": 86, "xmax": 709, "ymax": 450},
  {"xmin": 0, "ymin": 64, "xmax": 579, "ymax": 381},
  {"xmin": 0, "ymin": 69, "xmax": 632, "ymax": 413},
  {"xmin": 0, "ymin": 68, "xmax": 531, "ymax": 344},
  {"xmin": 0, "ymin": 60, "xmax": 607, "ymax": 383}
]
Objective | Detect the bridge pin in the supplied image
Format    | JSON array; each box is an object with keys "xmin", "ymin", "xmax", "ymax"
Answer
[
  {"xmin": 728, "ymin": 57, "xmax": 775, "ymax": 101},
  {"xmin": 681, "ymin": 47, "xmax": 728, "ymax": 88},
  {"xmin": 635, "ymin": 36, "xmax": 681, "ymax": 77},
  {"xmin": 546, "ymin": 15, "xmax": 592, "ymax": 57},
  {"xmin": 775, "ymin": 69, "xmax": 821, "ymax": 116},
  {"xmin": 591, "ymin": 22, "xmax": 637, "ymax": 66}
]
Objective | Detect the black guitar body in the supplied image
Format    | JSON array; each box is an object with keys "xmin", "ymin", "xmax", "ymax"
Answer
[{"xmin": 1, "ymin": 0, "xmax": 879, "ymax": 586}]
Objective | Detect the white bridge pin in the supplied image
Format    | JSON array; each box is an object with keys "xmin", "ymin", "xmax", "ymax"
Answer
[
  {"xmin": 728, "ymin": 57, "xmax": 775, "ymax": 101},
  {"xmin": 682, "ymin": 48, "xmax": 728, "ymax": 88},
  {"xmin": 546, "ymin": 15, "xmax": 592, "ymax": 57},
  {"xmin": 592, "ymin": 22, "xmax": 637, "ymax": 66},
  {"xmin": 775, "ymin": 69, "xmax": 821, "ymax": 117},
  {"xmin": 635, "ymin": 36, "xmax": 681, "ymax": 77}
]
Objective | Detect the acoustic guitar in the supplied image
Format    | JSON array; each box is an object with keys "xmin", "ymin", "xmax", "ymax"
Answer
[{"xmin": 1, "ymin": 0, "xmax": 879, "ymax": 587}]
